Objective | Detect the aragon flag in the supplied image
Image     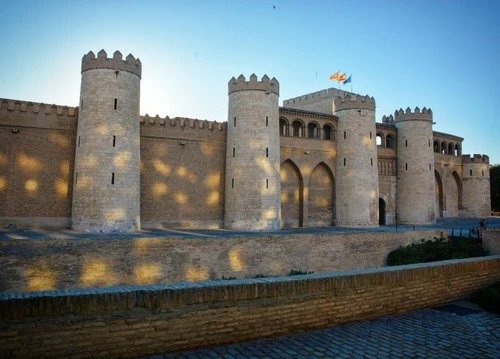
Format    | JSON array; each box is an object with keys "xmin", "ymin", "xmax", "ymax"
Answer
[
  {"xmin": 330, "ymin": 72, "xmax": 339, "ymax": 81},
  {"xmin": 338, "ymin": 73, "xmax": 346, "ymax": 82}
]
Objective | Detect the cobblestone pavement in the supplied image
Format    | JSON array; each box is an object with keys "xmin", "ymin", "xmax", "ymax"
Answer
[{"xmin": 142, "ymin": 303, "xmax": 500, "ymax": 359}]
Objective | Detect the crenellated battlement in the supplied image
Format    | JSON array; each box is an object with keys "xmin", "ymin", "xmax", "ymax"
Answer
[
  {"xmin": 140, "ymin": 114, "xmax": 226, "ymax": 131},
  {"xmin": 228, "ymin": 74, "xmax": 279, "ymax": 95},
  {"xmin": 333, "ymin": 94, "xmax": 375, "ymax": 112},
  {"xmin": 382, "ymin": 114, "xmax": 395, "ymax": 124},
  {"xmin": 81, "ymin": 50, "xmax": 142, "ymax": 78},
  {"xmin": 283, "ymin": 87, "xmax": 351, "ymax": 105},
  {"xmin": 394, "ymin": 107, "xmax": 432, "ymax": 122},
  {"xmin": 462, "ymin": 154, "xmax": 489, "ymax": 164},
  {"xmin": 0, "ymin": 98, "xmax": 77, "ymax": 117}
]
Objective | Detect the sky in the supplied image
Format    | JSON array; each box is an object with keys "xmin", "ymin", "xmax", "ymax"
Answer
[{"xmin": 1, "ymin": 0, "xmax": 499, "ymax": 164}]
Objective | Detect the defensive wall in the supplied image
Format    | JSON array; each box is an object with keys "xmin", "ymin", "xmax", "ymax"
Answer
[
  {"xmin": 0, "ymin": 229, "xmax": 444, "ymax": 293},
  {"xmin": 1, "ymin": 255, "xmax": 498, "ymax": 358}
]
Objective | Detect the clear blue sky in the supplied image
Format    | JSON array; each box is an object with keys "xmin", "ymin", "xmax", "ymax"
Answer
[{"xmin": 1, "ymin": 0, "xmax": 499, "ymax": 164}]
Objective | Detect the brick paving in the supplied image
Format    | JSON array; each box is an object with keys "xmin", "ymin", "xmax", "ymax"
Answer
[{"xmin": 141, "ymin": 303, "xmax": 500, "ymax": 359}]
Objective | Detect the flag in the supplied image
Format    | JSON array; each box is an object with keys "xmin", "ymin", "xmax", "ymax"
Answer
[
  {"xmin": 329, "ymin": 72, "xmax": 339, "ymax": 81},
  {"xmin": 343, "ymin": 75, "xmax": 352, "ymax": 85},
  {"xmin": 338, "ymin": 73, "xmax": 346, "ymax": 82}
]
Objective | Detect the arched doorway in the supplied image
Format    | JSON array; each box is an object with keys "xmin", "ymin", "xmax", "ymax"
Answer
[
  {"xmin": 308, "ymin": 163, "xmax": 335, "ymax": 226},
  {"xmin": 435, "ymin": 171, "xmax": 443, "ymax": 218},
  {"xmin": 280, "ymin": 160, "xmax": 303, "ymax": 228},
  {"xmin": 379, "ymin": 198, "xmax": 386, "ymax": 225}
]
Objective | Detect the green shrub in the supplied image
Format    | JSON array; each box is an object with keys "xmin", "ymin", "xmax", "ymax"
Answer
[
  {"xmin": 470, "ymin": 282, "xmax": 500, "ymax": 314},
  {"xmin": 387, "ymin": 236, "xmax": 489, "ymax": 266}
]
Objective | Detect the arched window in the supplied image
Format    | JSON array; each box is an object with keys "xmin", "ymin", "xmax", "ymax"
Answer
[
  {"xmin": 307, "ymin": 122, "xmax": 319, "ymax": 138},
  {"xmin": 441, "ymin": 141, "xmax": 447, "ymax": 154},
  {"xmin": 279, "ymin": 118, "xmax": 289, "ymax": 136},
  {"xmin": 376, "ymin": 132, "xmax": 384, "ymax": 147},
  {"xmin": 291, "ymin": 120, "xmax": 304, "ymax": 137},
  {"xmin": 386, "ymin": 134, "xmax": 394, "ymax": 148},
  {"xmin": 434, "ymin": 140, "xmax": 439, "ymax": 153},
  {"xmin": 448, "ymin": 143, "xmax": 454, "ymax": 156},
  {"xmin": 323, "ymin": 124, "xmax": 334, "ymax": 140},
  {"xmin": 455, "ymin": 144, "xmax": 461, "ymax": 156}
]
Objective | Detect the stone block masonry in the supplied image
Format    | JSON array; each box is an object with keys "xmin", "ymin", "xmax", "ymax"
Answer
[{"xmin": 0, "ymin": 256, "xmax": 498, "ymax": 358}]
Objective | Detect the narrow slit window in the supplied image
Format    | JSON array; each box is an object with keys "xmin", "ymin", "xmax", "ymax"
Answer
[
  {"xmin": 371, "ymin": 158, "xmax": 373, "ymax": 166},
  {"xmin": 75, "ymin": 172, "xmax": 78, "ymax": 184},
  {"xmin": 343, "ymin": 158, "xmax": 346, "ymax": 166},
  {"xmin": 114, "ymin": 98, "xmax": 117, "ymax": 110},
  {"xmin": 266, "ymin": 147, "xmax": 269, "ymax": 157},
  {"xmin": 370, "ymin": 132, "xmax": 372, "ymax": 139},
  {"xmin": 343, "ymin": 131, "xmax": 346, "ymax": 140},
  {"xmin": 234, "ymin": 117, "xmax": 236, "ymax": 126},
  {"xmin": 482, "ymin": 170, "xmax": 484, "ymax": 176},
  {"xmin": 470, "ymin": 170, "xmax": 473, "ymax": 176},
  {"xmin": 232, "ymin": 147, "xmax": 235, "ymax": 157},
  {"xmin": 266, "ymin": 179, "xmax": 269, "ymax": 189},
  {"xmin": 78, "ymin": 136, "xmax": 81, "ymax": 147},
  {"xmin": 266, "ymin": 116, "xmax": 269, "ymax": 127},
  {"xmin": 112, "ymin": 135, "xmax": 116, "ymax": 147},
  {"xmin": 405, "ymin": 163, "xmax": 408, "ymax": 171},
  {"xmin": 428, "ymin": 139, "xmax": 431, "ymax": 147},
  {"xmin": 231, "ymin": 178, "xmax": 234, "ymax": 188},
  {"xmin": 111, "ymin": 172, "xmax": 115, "ymax": 185},
  {"xmin": 405, "ymin": 140, "xmax": 408, "ymax": 147},
  {"xmin": 429, "ymin": 163, "xmax": 432, "ymax": 171}
]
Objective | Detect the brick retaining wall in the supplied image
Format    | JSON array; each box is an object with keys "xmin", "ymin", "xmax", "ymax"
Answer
[{"xmin": 1, "ymin": 256, "xmax": 499, "ymax": 358}]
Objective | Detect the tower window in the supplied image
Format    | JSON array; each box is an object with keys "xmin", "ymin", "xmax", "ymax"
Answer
[
  {"xmin": 266, "ymin": 147, "xmax": 269, "ymax": 157},
  {"xmin": 370, "ymin": 131, "xmax": 372, "ymax": 139},
  {"xmin": 429, "ymin": 163, "xmax": 432, "ymax": 171},
  {"xmin": 344, "ymin": 131, "xmax": 346, "ymax": 140},
  {"xmin": 75, "ymin": 172, "xmax": 78, "ymax": 184},
  {"xmin": 112, "ymin": 135, "xmax": 116, "ymax": 147},
  {"xmin": 266, "ymin": 116, "xmax": 269, "ymax": 127},
  {"xmin": 470, "ymin": 170, "xmax": 472, "ymax": 176},
  {"xmin": 231, "ymin": 178, "xmax": 234, "ymax": 188},
  {"xmin": 232, "ymin": 147, "xmax": 235, "ymax": 157},
  {"xmin": 234, "ymin": 117, "xmax": 236, "ymax": 126},
  {"xmin": 78, "ymin": 136, "xmax": 81, "ymax": 147},
  {"xmin": 405, "ymin": 163, "xmax": 408, "ymax": 171},
  {"xmin": 266, "ymin": 179, "xmax": 269, "ymax": 189},
  {"xmin": 111, "ymin": 172, "xmax": 115, "ymax": 185},
  {"xmin": 371, "ymin": 158, "xmax": 373, "ymax": 166},
  {"xmin": 114, "ymin": 98, "xmax": 117, "ymax": 110},
  {"xmin": 405, "ymin": 140, "xmax": 408, "ymax": 147},
  {"xmin": 344, "ymin": 158, "xmax": 346, "ymax": 166},
  {"xmin": 482, "ymin": 170, "xmax": 484, "ymax": 176}
]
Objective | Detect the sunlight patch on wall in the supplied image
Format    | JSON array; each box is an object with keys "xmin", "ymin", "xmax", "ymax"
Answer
[
  {"xmin": 95, "ymin": 124, "xmax": 109, "ymax": 136},
  {"xmin": 175, "ymin": 166, "xmax": 197, "ymax": 183},
  {"xmin": 185, "ymin": 265, "xmax": 209, "ymax": 281},
  {"xmin": 205, "ymin": 191, "xmax": 219, "ymax": 206},
  {"xmin": 17, "ymin": 153, "xmax": 42, "ymax": 173},
  {"xmin": 200, "ymin": 142, "xmax": 214, "ymax": 156},
  {"xmin": 25, "ymin": 261, "xmax": 56, "ymax": 291},
  {"xmin": 0, "ymin": 176, "xmax": 6, "ymax": 191},
  {"xmin": 59, "ymin": 160, "xmax": 70, "ymax": 175},
  {"xmin": 263, "ymin": 209, "xmax": 277, "ymax": 220},
  {"xmin": 175, "ymin": 192, "xmax": 187, "ymax": 204},
  {"xmin": 24, "ymin": 179, "xmax": 38, "ymax": 193},
  {"xmin": 106, "ymin": 208, "xmax": 126, "ymax": 221},
  {"xmin": 134, "ymin": 263, "xmax": 161, "ymax": 285},
  {"xmin": 114, "ymin": 151, "xmax": 130, "ymax": 168},
  {"xmin": 54, "ymin": 178, "xmax": 68, "ymax": 198},
  {"xmin": 81, "ymin": 155, "xmax": 98, "ymax": 168},
  {"xmin": 0, "ymin": 152, "xmax": 7, "ymax": 165},
  {"xmin": 81, "ymin": 258, "xmax": 117, "ymax": 287},
  {"xmin": 50, "ymin": 133, "xmax": 70, "ymax": 148},
  {"xmin": 204, "ymin": 172, "xmax": 220, "ymax": 189},
  {"xmin": 152, "ymin": 159, "xmax": 170, "ymax": 176},
  {"xmin": 229, "ymin": 248, "xmax": 245, "ymax": 271},
  {"xmin": 153, "ymin": 182, "xmax": 168, "ymax": 198}
]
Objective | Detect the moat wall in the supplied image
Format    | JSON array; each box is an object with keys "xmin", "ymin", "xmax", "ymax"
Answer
[
  {"xmin": 0, "ymin": 230, "xmax": 444, "ymax": 293},
  {"xmin": 1, "ymin": 256, "xmax": 498, "ymax": 358}
]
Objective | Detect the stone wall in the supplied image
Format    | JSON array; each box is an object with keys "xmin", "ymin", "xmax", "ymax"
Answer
[
  {"xmin": 1, "ymin": 256, "xmax": 498, "ymax": 358},
  {"xmin": 483, "ymin": 229, "xmax": 500, "ymax": 255},
  {"xmin": 0, "ymin": 230, "xmax": 444, "ymax": 293}
]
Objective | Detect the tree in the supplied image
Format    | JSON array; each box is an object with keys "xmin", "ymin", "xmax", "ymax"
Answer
[{"xmin": 491, "ymin": 164, "xmax": 500, "ymax": 212}]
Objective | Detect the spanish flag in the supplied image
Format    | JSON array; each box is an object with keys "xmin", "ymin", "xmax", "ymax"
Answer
[
  {"xmin": 338, "ymin": 73, "xmax": 346, "ymax": 82},
  {"xmin": 330, "ymin": 72, "xmax": 339, "ymax": 81}
]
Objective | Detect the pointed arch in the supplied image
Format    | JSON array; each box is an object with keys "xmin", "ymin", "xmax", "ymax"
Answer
[
  {"xmin": 280, "ymin": 159, "xmax": 304, "ymax": 228},
  {"xmin": 435, "ymin": 170, "xmax": 443, "ymax": 218},
  {"xmin": 308, "ymin": 162, "xmax": 335, "ymax": 226},
  {"xmin": 446, "ymin": 171, "xmax": 463, "ymax": 217}
]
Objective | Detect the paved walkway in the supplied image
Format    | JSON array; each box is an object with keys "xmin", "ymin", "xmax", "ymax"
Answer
[{"xmin": 141, "ymin": 302, "xmax": 500, "ymax": 359}]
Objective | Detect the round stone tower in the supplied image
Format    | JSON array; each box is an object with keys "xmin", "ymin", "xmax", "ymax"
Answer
[
  {"xmin": 395, "ymin": 107, "xmax": 435, "ymax": 224},
  {"xmin": 334, "ymin": 94, "xmax": 379, "ymax": 227},
  {"xmin": 224, "ymin": 74, "xmax": 281, "ymax": 230},
  {"xmin": 72, "ymin": 50, "xmax": 142, "ymax": 232}
]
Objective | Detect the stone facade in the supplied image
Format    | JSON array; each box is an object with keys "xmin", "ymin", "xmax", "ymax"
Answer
[{"xmin": 0, "ymin": 50, "xmax": 492, "ymax": 231}]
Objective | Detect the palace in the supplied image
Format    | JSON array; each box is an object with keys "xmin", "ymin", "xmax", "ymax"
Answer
[{"xmin": 0, "ymin": 50, "xmax": 491, "ymax": 232}]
